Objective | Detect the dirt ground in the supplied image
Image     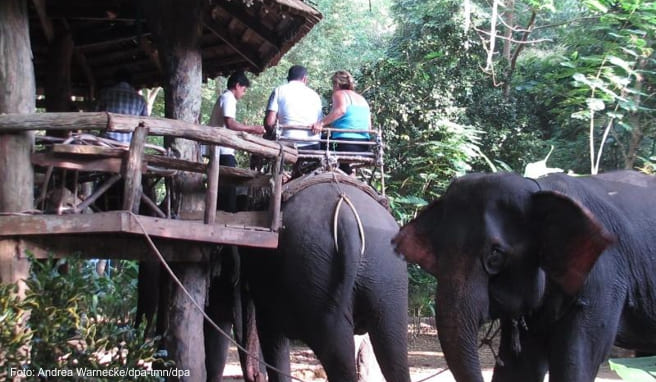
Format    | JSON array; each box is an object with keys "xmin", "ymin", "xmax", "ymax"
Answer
[{"xmin": 221, "ymin": 323, "xmax": 623, "ymax": 381}]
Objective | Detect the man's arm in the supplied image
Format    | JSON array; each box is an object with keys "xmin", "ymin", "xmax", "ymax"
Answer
[
  {"xmin": 224, "ymin": 117, "xmax": 265, "ymax": 135},
  {"xmin": 264, "ymin": 110, "xmax": 278, "ymax": 134}
]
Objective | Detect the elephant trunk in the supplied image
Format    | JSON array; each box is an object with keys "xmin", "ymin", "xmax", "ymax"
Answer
[{"xmin": 436, "ymin": 285, "xmax": 487, "ymax": 382}]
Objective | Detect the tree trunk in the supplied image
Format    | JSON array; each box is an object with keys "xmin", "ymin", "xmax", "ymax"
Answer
[
  {"xmin": 143, "ymin": 1, "xmax": 208, "ymax": 380},
  {"xmin": 45, "ymin": 24, "xmax": 74, "ymax": 114},
  {"xmin": 0, "ymin": 0, "xmax": 36, "ymax": 293}
]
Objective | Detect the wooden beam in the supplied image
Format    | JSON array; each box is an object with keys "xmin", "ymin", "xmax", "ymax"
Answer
[
  {"xmin": 31, "ymin": 0, "xmax": 55, "ymax": 42},
  {"xmin": 72, "ymin": 25, "xmax": 146, "ymax": 49},
  {"xmin": 0, "ymin": 211, "xmax": 278, "ymax": 248},
  {"xmin": 48, "ymin": 143, "xmax": 271, "ymax": 185},
  {"xmin": 0, "ymin": 112, "xmax": 298, "ymax": 163},
  {"xmin": 31, "ymin": 152, "xmax": 130, "ymax": 173},
  {"xmin": 73, "ymin": 48, "xmax": 97, "ymax": 99},
  {"xmin": 52, "ymin": 144, "xmax": 127, "ymax": 156},
  {"xmin": 11, "ymin": 236, "xmax": 212, "ymax": 262},
  {"xmin": 203, "ymin": 17, "xmax": 261, "ymax": 71},
  {"xmin": 212, "ymin": 3, "xmax": 281, "ymax": 49}
]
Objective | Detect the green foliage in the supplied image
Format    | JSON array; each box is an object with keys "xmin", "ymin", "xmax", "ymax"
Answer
[
  {"xmin": 408, "ymin": 264, "xmax": 436, "ymax": 318},
  {"xmin": 0, "ymin": 256, "xmax": 169, "ymax": 381},
  {"xmin": 518, "ymin": 0, "xmax": 656, "ymax": 173},
  {"xmin": 0, "ymin": 283, "xmax": 32, "ymax": 379}
]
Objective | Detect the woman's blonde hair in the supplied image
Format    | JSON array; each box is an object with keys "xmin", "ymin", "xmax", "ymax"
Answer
[{"xmin": 331, "ymin": 70, "xmax": 355, "ymax": 90}]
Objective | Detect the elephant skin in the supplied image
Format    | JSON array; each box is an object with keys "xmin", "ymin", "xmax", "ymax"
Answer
[
  {"xmin": 393, "ymin": 171, "xmax": 656, "ymax": 382},
  {"xmin": 245, "ymin": 181, "xmax": 411, "ymax": 382}
]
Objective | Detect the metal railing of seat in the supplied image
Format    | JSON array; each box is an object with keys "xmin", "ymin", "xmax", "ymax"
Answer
[{"xmin": 274, "ymin": 124, "xmax": 386, "ymax": 195}]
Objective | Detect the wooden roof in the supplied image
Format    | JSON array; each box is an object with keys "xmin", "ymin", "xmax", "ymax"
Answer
[{"xmin": 28, "ymin": 0, "xmax": 322, "ymax": 98}]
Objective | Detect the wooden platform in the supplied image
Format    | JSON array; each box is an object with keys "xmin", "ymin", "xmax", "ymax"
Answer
[{"xmin": 0, "ymin": 210, "xmax": 278, "ymax": 261}]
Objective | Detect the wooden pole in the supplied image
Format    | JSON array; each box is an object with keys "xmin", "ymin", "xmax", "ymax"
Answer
[
  {"xmin": 143, "ymin": 0, "xmax": 208, "ymax": 379},
  {"xmin": 123, "ymin": 124, "xmax": 148, "ymax": 212},
  {"xmin": 0, "ymin": 0, "xmax": 36, "ymax": 294},
  {"xmin": 44, "ymin": 25, "xmax": 74, "ymax": 114},
  {"xmin": 204, "ymin": 145, "xmax": 220, "ymax": 224},
  {"xmin": 269, "ymin": 156, "xmax": 283, "ymax": 232}
]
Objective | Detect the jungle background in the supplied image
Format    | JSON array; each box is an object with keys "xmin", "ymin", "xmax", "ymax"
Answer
[{"xmin": 1, "ymin": 0, "xmax": 654, "ymax": 379}]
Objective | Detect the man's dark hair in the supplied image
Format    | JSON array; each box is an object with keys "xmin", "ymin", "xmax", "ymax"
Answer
[
  {"xmin": 227, "ymin": 71, "xmax": 250, "ymax": 89},
  {"xmin": 113, "ymin": 68, "xmax": 133, "ymax": 85},
  {"xmin": 287, "ymin": 65, "xmax": 307, "ymax": 81}
]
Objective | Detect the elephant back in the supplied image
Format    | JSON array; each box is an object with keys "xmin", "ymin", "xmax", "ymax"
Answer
[{"xmin": 281, "ymin": 170, "xmax": 389, "ymax": 210}]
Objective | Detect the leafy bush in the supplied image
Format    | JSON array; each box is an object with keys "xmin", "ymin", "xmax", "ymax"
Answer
[
  {"xmin": 0, "ymin": 283, "xmax": 32, "ymax": 379},
  {"xmin": 0, "ymin": 256, "xmax": 169, "ymax": 381}
]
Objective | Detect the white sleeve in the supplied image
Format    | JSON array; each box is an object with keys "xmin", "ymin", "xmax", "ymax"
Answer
[
  {"xmin": 222, "ymin": 92, "xmax": 237, "ymax": 120},
  {"xmin": 266, "ymin": 88, "xmax": 279, "ymax": 113}
]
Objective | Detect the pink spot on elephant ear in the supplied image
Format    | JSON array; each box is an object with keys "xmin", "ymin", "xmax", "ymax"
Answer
[
  {"xmin": 392, "ymin": 224, "xmax": 438, "ymax": 276},
  {"xmin": 547, "ymin": 227, "xmax": 613, "ymax": 295},
  {"xmin": 533, "ymin": 191, "xmax": 614, "ymax": 296}
]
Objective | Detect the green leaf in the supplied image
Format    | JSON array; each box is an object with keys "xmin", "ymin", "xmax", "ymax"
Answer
[
  {"xmin": 424, "ymin": 51, "xmax": 444, "ymax": 60},
  {"xmin": 393, "ymin": 195, "xmax": 429, "ymax": 206},
  {"xmin": 584, "ymin": 0, "xmax": 608, "ymax": 13},
  {"xmin": 608, "ymin": 357, "xmax": 656, "ymax": 381}
]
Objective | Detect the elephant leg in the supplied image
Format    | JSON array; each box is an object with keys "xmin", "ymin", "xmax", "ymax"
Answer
[
  {"xmin": 155, "ymin": 264, "xmax": 170, "ymax": 338},
  {"xmin": 135, "ymin": 260, "xmax": 160, "ymax": 335},
  {"xmin": 205, "ymin": 253, "xmax": 238, "ymax": 382},
  {"xmin": 305, "ymin": 318, "xmax": 357, "ymax": 382},
  {"xmin": 205, "ymin": 281, "xmax": 235, "ymax": 381},
  {"xmin": 256, "ymin": 309, "xmax": 291, "ymax": 382},
  {"xmin": 492, "ymin": 319, "xmax": 548, "ymax": 382},
  {"xmin": 236, "ymin": 277, "xmax": 266, "ymax": 382},
  {"xmin": 546, "ymin": 305, "xmax": 621, "ymax": 382},
  {"xmin": 367, "ymin": 310, "xmax": 412, "ymax": 382}
]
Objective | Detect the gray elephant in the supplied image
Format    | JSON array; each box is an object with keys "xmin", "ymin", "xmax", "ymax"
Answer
[
  {"xmin": 244, "ymin": 173, "xmax": 411, "ymax": 382},
  {"xmin": 393, "ymin": 171, "xmax": 656, "ymax": 382}
]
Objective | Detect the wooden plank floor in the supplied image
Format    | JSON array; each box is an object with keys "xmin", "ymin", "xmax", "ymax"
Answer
[{"xmin": 0, "ymin": 211, "xmax": 278, "ymax": 249}]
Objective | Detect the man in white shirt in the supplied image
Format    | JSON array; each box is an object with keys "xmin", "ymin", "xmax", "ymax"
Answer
[
  {"xmin": 209, "ymin": 71, "xmax": 265, "ymax": 167},
  {"xmin": 264, "ymin": 65, "xmax": 323, "ymax": 150}
]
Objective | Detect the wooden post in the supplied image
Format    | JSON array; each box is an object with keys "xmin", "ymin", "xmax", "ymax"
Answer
[
  {"xmin": 0, "ymin": 0, "xmax": 36, "ymax": 293},
  {"xmin": 123, "ymin": 124, "xmax": 148, "ymax": 212},
  {"xmin": 45, "ymin": 25, "xmax": 74, "ymax": 113},
  {"xmin": 204, "ymin": 145, "xmax": 220, "ymax": 224},
  {"xmin": 143, "ymin": 1, "xmax": 208, "ymax": 379},
  {"xmin": 269, "ymin": 156, "xmax": 283, "ymax": 232}
]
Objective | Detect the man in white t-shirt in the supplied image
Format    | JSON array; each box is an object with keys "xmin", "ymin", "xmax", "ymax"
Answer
[
  {"xmin": 264, "ymin": 65, "xmax": 323, "ymax": 150},
  {"xmin": 209, "ymin": 71, "xmax": 265, "ymax": 167}
]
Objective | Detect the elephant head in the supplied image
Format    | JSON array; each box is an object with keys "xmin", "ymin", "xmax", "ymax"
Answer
[{"xmin": 392, "ymin": 173, "xmax": 613, "ymax": 382}]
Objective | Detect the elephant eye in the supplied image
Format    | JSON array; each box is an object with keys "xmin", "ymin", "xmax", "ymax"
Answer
[{"xmin": 483, "ymin": 246, "xmax": 506, "ymax": 275}]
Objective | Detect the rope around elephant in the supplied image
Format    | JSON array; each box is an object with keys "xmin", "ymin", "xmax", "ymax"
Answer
[{"xmin": 330, "ymin": 171, "xmax": 366, "ymax": 256}]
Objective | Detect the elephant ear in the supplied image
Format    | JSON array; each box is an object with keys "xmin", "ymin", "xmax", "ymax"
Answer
[
  {"xmin": 392, "ymin": 201, "xmax": 441, "ymax": 276},
  {"xmin": 531, "ymin": 191, "xmax": 615, "ymax": 296}
]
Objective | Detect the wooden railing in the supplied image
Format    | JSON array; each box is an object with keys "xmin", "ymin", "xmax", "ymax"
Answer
[
  {"xmin": 275, "ymin": 124, "xmax": 385, "ymax": 193},
  {"xmin": 0, "ymin": 112, "xmax": 296, "ymax": 249}
]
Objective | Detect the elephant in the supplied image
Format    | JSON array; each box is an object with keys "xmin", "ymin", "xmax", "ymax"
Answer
[
  {"xmin": 243, "ymin": 173, "xmax": 411, "ymax": 382},
  {"xmin": 392, "ymin": 171, "xmax": 656, "ymax": 382}
]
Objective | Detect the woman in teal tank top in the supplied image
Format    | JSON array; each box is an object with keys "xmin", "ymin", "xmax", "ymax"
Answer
[{"xmin": 311, "ymin": 70, "xmax": 371, "ymax": 174}]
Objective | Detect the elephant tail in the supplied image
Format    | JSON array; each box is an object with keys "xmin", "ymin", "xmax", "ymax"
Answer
[{"xmin": 333, "ymin": 193, "xmax": 366, "ymax": 256}]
